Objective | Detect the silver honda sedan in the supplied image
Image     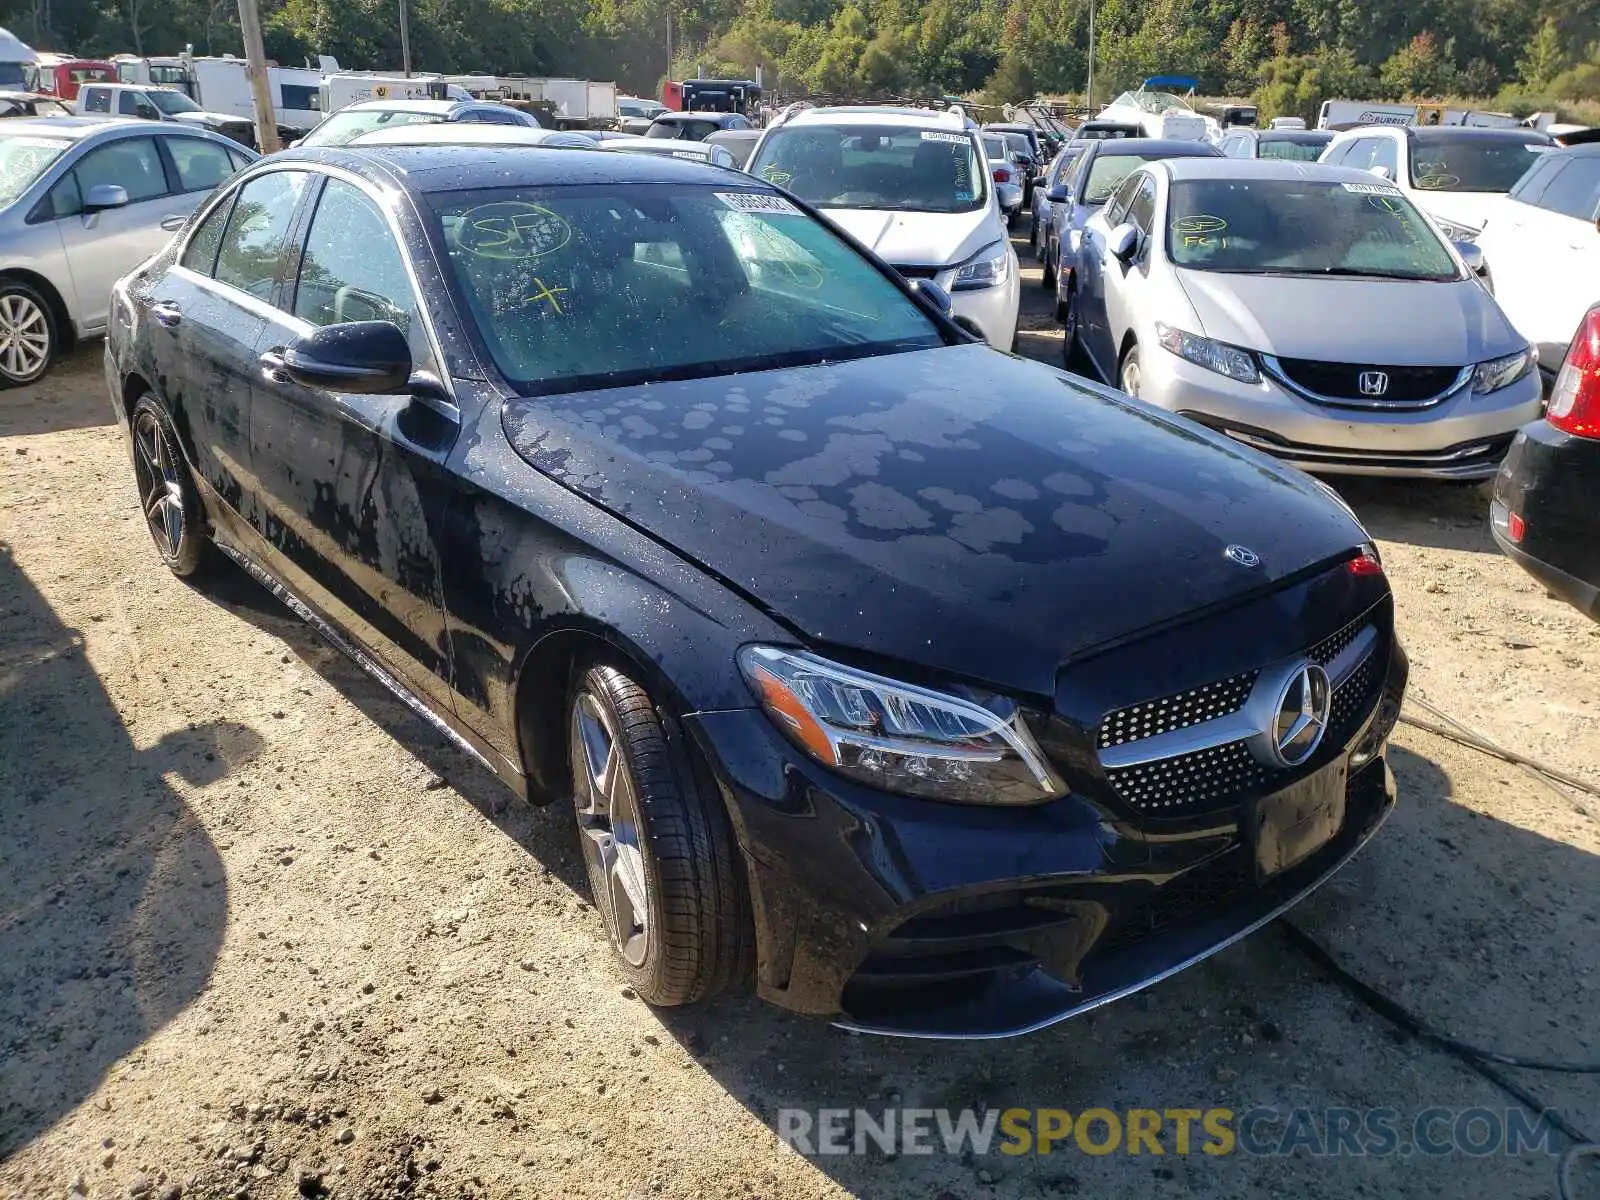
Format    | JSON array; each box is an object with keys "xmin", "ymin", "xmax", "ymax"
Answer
[
  {"xmin": 1068, "ymin": 158, "xmax": 1542, "ymax": 479},
  {"xmin": 0, "ymin": 117, "xmax": 255, "ymax": 387}
]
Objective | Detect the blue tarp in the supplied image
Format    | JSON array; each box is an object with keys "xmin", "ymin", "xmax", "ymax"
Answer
[{"xmin": 1142, "ymin": 75, "xmax": 1198, "ymax": 92}]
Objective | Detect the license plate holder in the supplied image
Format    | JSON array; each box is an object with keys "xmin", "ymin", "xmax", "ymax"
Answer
[{"xmin": 1247, "ymin": 758, "xmax": 1348, "ymax": 880}]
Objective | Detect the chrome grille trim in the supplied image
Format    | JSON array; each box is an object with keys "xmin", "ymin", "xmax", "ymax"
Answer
[{"xmin": 1098, "ymin": 625, "xmax": 1378, "ymax": 772}]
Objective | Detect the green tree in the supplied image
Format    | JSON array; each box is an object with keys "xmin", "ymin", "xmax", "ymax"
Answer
[{"xmin": 1517, "ymin": 17, "xmax": 1569, "ymax": 88}]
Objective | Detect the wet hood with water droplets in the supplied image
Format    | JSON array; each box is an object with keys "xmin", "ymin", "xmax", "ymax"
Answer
[{"xmin": 501, "ymin": 345, "xmax": 1366, "ymax": 697}]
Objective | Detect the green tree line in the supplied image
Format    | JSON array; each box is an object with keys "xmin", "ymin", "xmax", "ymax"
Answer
[{"xmin": 6, "ymin": 0, "xmax": 1598, "ymax": 120}]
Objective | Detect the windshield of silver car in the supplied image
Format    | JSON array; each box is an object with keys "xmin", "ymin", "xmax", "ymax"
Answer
[
  {"xmin": 299, "ymin": 108, "xmax": 443, "ymax": 148},
  {"xmin": 1408, "ymin": 135, "xmax": 1553, "ymax": 193},
  {"xmin": 0, "ymin": 134, "xmax": 70, "ymax": 207},
  {"xmin": 1167, "ymin": 179, "xmax": 1460, "ymax": 281},
  {"xmin": 431, "ymin": 184, "xmax": 947, "ymax": 393},
  {"xmin": 749, "ymin": 125, "xmax": 987, "ymax": 214}
]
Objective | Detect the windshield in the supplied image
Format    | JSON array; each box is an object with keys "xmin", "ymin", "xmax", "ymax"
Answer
[
  {"xmin": 431, "ymin": 184, "xmax": 944, "ymax": 394},
  {"xmin": 749, "ymin": 124, "xmax": 986, "ymax": 214},
  {"xmin": 1113, "ymin": 90, "xmax": 1193, "ymax": 115},
  {"xmin": 1003, "ymin": 134, "xmax": 1032, "ymax": 158},
  {"xmin": 0, "ymin": 134, "xmax": 70, "ymax": 207},
  {"xmin": 982, "ymin": 135, "xmax": 1008, "ymax": 161},
  {"xmin": 1259, "ymin": 134, "xmax": 1330, "ymax": 162},
  {"xmin": 1082, "ymin": 153, "xmax": 1173, "ymax": 204},
  {"xmin": 1409, "ymin": 136, "xmax": 1553, "ymax": 192},
  {"xmin": 1167, "ymin": 178, "xmax": 1459, "ymax": 281},
  {"xmin": 300, "ymin": 107, "xmax": 443, "ymax": 148},
  {"xmin": 148, "ymin": 89, "xmax": 201, "ymax": 115}
]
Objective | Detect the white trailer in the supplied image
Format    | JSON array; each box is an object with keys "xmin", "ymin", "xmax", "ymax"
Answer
[
  {"xmin": 1317, "ymin": 99, "xmax": 1533, "ymax": 130},
  {"xmin": 320, "ymin": 72, "xmax": 449, "ymax": 113},
  {"xmin": 441, "ymin": 73, "xmax": 619, "ymax": 128}
]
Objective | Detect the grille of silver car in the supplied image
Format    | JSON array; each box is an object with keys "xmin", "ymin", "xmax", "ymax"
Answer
[
  {"xmin": 1099, "ymin": 616, "xmax": 1383, "ymax": 817},
  {"xmin": 1097, "ymin": 670, "xmax": 1258, "ymax": 750}
]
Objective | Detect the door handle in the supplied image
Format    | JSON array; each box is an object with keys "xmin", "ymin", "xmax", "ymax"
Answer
[
  {"xmin": 159, "ymin": 213, "xmax": 188, "ymax": 232},
  {"xmin": 259, "ymin": 347, "xmax": 288, "ymax": 382},
  {"xmin": 151, "ymin": 301, "xmax": 181, "ymax": 328}
]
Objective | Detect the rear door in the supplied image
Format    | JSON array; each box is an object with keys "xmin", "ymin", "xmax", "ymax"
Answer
[
  {"xmin": 1077, "ymin": 172, "xmax": 1142, "ymax": 379},
  {"xmin": 51, "ymin": 134, "xmax": 196, "ymax": 334},
  {"xmin": 1101, "ymin": 172, "xmax": 1160, "ymax": 374},
  {"xmin": 248, "ymin": 174, "xmax": 459, "ymax": 709}
]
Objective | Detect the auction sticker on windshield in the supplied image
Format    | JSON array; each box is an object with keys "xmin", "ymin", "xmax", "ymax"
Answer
[
  {"xmin": 716, "ymin": 192, "xmax": 801, "ymax": 215},
  {"xmin": 1341, "ymin": 181, "xmax": 1402, "ymax": 196},
  {"xmin": 920, "ymin": 131, "xmax": 968, "ymax": 144}
]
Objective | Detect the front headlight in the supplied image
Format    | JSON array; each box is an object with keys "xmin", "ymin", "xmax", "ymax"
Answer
[
  {"xmin": 1472, "ymin": 346, "xmax": 1537, "ymax": 394},
  {"xmin": 1433, "ymin": 216, "xmax": 1481, "ymax": 242},
  {"xmin": 951, "ymin": 241, "xmax": 1009, "ymax": 291},
  {"xmin": 1156, "ymin": 322, "xmax": 1260, "ymax": 384},
  {"xmin": 738, "ymin": 646, "xmax": 1065, "ymax": 805}
]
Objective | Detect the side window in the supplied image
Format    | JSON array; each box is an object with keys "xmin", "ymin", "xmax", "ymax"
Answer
[
  {"xmin": 1320, "ymin": 140, "xmax": 1348, "ymax": 166},
  {"xmin": 214, "ymin": 170, "xmax": 312, "ymax": 301},
  {"xmin": 117, "ymin": 91, "xmax": 140, "ymax": 116},
  {"xmin": 1371, "ymin": 137, "xmax": 1399, "ymax": 180},
  {"xmin": 292, "ymin": 178, "xmax": 417, "ymax": 332},
  {"xmin": 1127, "ymin": 176, "xmax": 1157, "ymax": 234},
  {"xmin": 74, "ymin": 138, "xmax": 169, "ymax": 203},
  {"xmin": 1510, "ymin": 155, "xmax": 1565, "ymax": 204},
  {"xmin": 477, "ymin": 108, "xmax": 517, "ymax": 125},
  {"xmin": 180, "ymin": 194, "xmax": 236, "ymax": 276},
  {"xmin": 81, "ymin": 88, "xmax": 110, "ymax": 114},
  {"xmin": 227, "ymin": 148, "xmax": 253, "ymax": 172},
  {"xmin": 1536, "ymin": 159, "xmax": 1600, "ymax": 221},
  {"xmin": 1102, "ymin": 172, "xmax": 1141, "ymax": 226},
  {"xmin": 43, "ymin": 172, "xmax": 83, "ymax": 219},
  {"xmin": 167, "ymin": 137, "xmax": 237, "ymax": 193}
]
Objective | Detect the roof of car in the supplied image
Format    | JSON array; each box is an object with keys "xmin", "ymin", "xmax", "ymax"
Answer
[
  {"xmin": 1153, "ymin": 158, "xmax": 1397, "ymax": 183},
  {"xmin": 1257, "ymin": 128, "xmax": 1332, "ymax": 140},
  {"xmin": 781, "ymin": 106, "xmax": 968, "ymax": 131},
  {"xmin": 342, "ymin": 98, "xmax": 465, "ymax": 115},
  {"xmin": 651, "ymin": 111, "xmax": 742, "ymax": 123},
  {"xmin": 281, "ymin": 144, "xmax": 747, "ymax": 192},
  {"xmin": 352, "ymin": 124, "xmax": 598, "ymax": 148},
  {"xmin": 0, "ymin": 115, "xmax": 160, "ymax": 139},
  {"xmin": 1085, "ymin": 137, "xmax": 1221, "ymax": 158},
  {"xmin": 1408, "ymin": 125, "xmax": 1552, "ymax": 142}
]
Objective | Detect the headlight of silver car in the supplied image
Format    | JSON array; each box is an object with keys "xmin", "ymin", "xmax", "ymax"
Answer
[
  {"xmin": 738, "ymin": 646, "xmax": 1065, "ymax": 804},
  {"xmin": 1156, "ymin": 322, "xmax": 1260, "ymax": 385},
  {"xmin": 1472, "ymin": 346, "xmax": 1537, "ymax": 394},
  {"xmin": 1434, "ymin": 216, "xmax": 1481, "ymax": 243},
  {"xmin": 951, "ymin": 241, "xmax": 1009, "ymax": 291}
]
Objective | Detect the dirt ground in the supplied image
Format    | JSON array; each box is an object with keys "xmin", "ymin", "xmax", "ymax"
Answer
[{"xmin": 2, "ymin": 226, "xmax": 1598, "ymax": 1200}]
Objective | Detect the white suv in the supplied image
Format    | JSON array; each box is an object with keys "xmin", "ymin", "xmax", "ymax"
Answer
[
  {"xmin": 1319, "ymin": 125, "xmax": 1557, "ymax": 240},
  {"xmin": 746, "ymin": 106, "xmax": 1021, "ymax": 349}
]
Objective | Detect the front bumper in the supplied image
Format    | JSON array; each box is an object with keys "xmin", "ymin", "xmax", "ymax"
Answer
[
  {"xmin": 686, "ymin": 631, "xmax": 1406, "ymax": 1039},
  {"xmin": 1138, "ymin": 349, "xmax": 1543, "ymax": 480}
]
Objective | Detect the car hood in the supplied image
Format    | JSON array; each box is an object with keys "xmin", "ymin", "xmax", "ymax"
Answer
[
  {"xmin": 172, "ymin": 111, "xmax": 239, "ymax": 128},
  {"xmin": 821, "ymin": 207, "xmax": 998, "ymax": 268},
  {"xmin": 1175, "ymin": 269, "xmax": 1517, "ymax": 365},
  {"xmin": 500, "ymin": 346, "xmax": 1365, "ymax": 698},
  {"xmin": 1412, "ymin": 190, "xmax": 1502, "ymax": 231}
]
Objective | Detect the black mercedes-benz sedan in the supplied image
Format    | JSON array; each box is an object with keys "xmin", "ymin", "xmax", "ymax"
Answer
[{"xmin": 106, "ymin": 145, "xmax": 1407, "ymax": 1038}]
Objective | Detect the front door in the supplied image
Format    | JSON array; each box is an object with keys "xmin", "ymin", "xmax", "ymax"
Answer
[{"xmin": 247, "ymin": 174, "xmax": 460, "ymax": 710}]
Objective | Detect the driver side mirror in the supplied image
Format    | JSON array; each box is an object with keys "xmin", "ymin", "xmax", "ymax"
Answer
[
  {"xmin": 83, "ymin": 184, "xmax": 129, "ymax": 212},
  {"xmin": 907, "ymin": 277, "xmax": 953, "ymax": 318},
  {"xmin": 1046, "ymin": 185, "xmax": 1068, "ymax": 203},
  {"xmin": 1454, "ymin": 241, "xmax": 1486, "ymax": 275},
  {"xmin": 1108, "ymin": 222, "xmax": 1140, "ymax": 263},
  {"xmin": 282, "ymin": 321, "xmax": 412, "ymax": 394}
]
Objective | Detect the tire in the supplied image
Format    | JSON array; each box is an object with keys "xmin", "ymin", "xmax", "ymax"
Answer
[
  {"xmin": 1059, "ymin": 286, "xmax": 1079, "ymax": 365},
  {"xmin": 0, "ymin": 279, "xmax": 58, "ymax": 388},
  {"xmin": 567, "ymin": 664, "xmax": 752, "ymax": 1006},
  {"xmin": 1119, "ymin": 344, "xmax": 1143, "ymax": 398},
  {"xmin": 1028, "ymin": 219, "xmax": 1039, "ymax": 256},
  {"xmin": 130, "ymin": 394, "xmax": 215, "ymax": 578},
  {"xmin": 1041, "ymin": 242, "xmax": 1056, "ymax": 290}
]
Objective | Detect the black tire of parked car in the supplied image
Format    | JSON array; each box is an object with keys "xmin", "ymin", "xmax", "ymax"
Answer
[
  {"xmin": 1041, "ymin": 242, "xmax": 1057, "ymax": 290},
  {"xmin": 566, "ymin": 663, "xmax": 753, "ymax": 1006},
  {"xmin": 1059, "ymin": 287, "xmax": 1078, "ymax": 363},
  {"xmin": 0, "ymin": 277, "xmax": 59, "ymax": 389},
  {"xmin": 130, "ymin": 394, "xmax": 216, "ymax": 579}
]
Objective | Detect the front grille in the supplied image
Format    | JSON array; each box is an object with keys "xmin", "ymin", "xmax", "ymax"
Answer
[
  {"xmin": 1104, "ymin": 739, "xmax": 1269, "ymax": 814},
  {"xmin": 1094, "ymin": 848, "xmax": 1254, "ymax": 959},
  {"xmin": 1098, "ymin": 670, "xmax": 1257, "ymax": 749},
  {"xmin": 1329, "ymin": 648, "xmax": 1382, "ymax": 741},
  {"xmin": 1309, "ymin": 615, "xmax": 1365, "ymax": 666},
  {"xmin": 1275, "ymin": 358, "xmax": 1462, "ymax": 404},
  {"xmin": 889, "ymin": 264, "xmax": 940, "ymax": 279}
]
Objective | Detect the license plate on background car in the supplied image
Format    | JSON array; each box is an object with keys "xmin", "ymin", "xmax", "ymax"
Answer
[{"xmin": 1248, "ymin": 758, "xmax": 1348, "ymax": 879}]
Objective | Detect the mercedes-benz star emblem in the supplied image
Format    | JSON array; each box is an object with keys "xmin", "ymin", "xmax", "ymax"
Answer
[
  {"xmin": 1358, "ymin": 370, "xmax": 1390, "ymax": 397},
  {"xmin": 1225, "ymin": 544, "xmax": 1261, "ymax": 568},
  {"xmin": 1269, "ymin": 663, "xmax": 1331, "ymax": 767}
]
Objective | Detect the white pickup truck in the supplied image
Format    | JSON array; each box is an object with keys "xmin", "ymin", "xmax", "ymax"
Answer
[{"xmin": 77, "ymin": 82, "xmax": 256, "ymax": 147}]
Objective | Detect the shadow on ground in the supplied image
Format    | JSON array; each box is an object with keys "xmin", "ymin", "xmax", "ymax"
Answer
[
  {"xmin": 0, "ymin": 345, "xmax": 115, "ymax": 440},
  {"xmin": 0, "ymin": 541, "xmax": 243, "ymax": 1160}
]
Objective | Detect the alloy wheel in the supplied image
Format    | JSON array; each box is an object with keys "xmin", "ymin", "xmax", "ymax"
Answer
[
  {"xmin": 571, "ymin": 691, "xmax": 651, "ymax": 967},
  {"xmin": 0, "ymin": 292, "xmax": 50, "ymax": 382},
  {"xmin": 133, "ymin": 410, "xmax": 185, "ymax": 558},
  {"xmin": 1120, "ymin": 354, "xmax": 1142, "ymax": 398}
]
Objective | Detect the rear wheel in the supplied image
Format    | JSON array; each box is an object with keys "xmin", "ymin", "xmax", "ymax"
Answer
[
  {"xmin": 1059, "ymin": 286, "xmax": 1079, "ymax": 364},
  {"xmin": 567, "ymin": 664, "xmax": 751, "ymax": 1005},
  {"xmin": 130, "ymin": 394, "xmax": 215, "ymax": 578},
  {"xmin": 1041, "ymin": 242, "xmax": 1056, "ymax": 290},
  {"xmin": 0, "ymin": 280, "xmax": 57, "ymax": 388},
  {"xmin": 1119, "ymin": 345, "xmax": 1143, "ymax": 398}
]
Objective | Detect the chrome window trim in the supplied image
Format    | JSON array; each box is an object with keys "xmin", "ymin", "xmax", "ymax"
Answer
[
  {"xmin": 1099, "ymin": 626, "xmax": 1377, "ymax": 770},
  {"xmin": 1259, "ymin": 354, "xmax": 1473, "ymax": 411}
]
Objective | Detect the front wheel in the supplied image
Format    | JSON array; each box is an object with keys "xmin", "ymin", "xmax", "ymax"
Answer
[
  {"xmin": 1041, "ymin": 244, "xmax": 1056, "ymax": 290},
  {"xmin": 1119, "ymin": 345, "xmax": 1143, "ymax": 398},
  {"xmin": 567, "ymin": 664, "xmax": 751, "ymax": 1006},
  {"xmin": 130, "ymin": 394, "xmax": 215, "ymax": 578},
  {"xmin": 0, "ymin": 279, "xmax": 58, "ymax": 388},
  {"xmin": 1059, "ymin": 288, "xmax": 1079, "ymax": 364}
]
